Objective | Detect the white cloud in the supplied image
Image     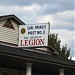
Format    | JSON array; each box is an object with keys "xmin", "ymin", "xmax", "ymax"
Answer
[
  {"xmin": 0, "ymin": 4, "xmax": 41, "ymax": 23},
  {"xmin": 51, "ymin": 10, "xmax": 74, "ymax": 31},
  {"xmin": 50, "ymin": 29, "xmax": 74, "ymax": 56},
  {"xmin": 0, "ymin": 0, "xmax": 74, "ymax": 12},
  {"xmin": 0, "ymin": 4, "xmax": 40, "ymax": 13},
  {"xmin": 50, "ymin": 29, "xmax": 74, "ymax": 45},
  {"xmin": 0, "ymin": 3, "xmax": 74, "ymax": 57},
  {"xmin": 35, "ymin": 15, "xmax": 53, "ymax": 23},
  {"xmin": 52, "ymin": 10, "xmax": 74, "ymax": 23},
  {"xmin": 72, "ymin": 57, "xmax": 75, "ymax": 61},
  {"xmin": 22, "ymin": 4, "xmax": 41, "ymax": 12}
]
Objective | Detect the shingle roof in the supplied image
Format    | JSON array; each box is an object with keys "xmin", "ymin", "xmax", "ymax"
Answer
[
  {"xmin": 0, "ymin": 14, "xmax": 25, "ymax": 25},
  {"xmin": 0, "ymin": 44, "xmax": 75, "ymax": 69}
]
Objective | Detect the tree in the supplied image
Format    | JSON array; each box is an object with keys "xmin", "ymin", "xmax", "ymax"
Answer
[{"xmin": 49, "ymin": 33, "xmax": 70, "ymax": 59}]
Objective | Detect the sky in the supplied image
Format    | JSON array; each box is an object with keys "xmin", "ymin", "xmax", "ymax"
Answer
[{"xmin": 0, "ymin": 0, "xmax": 75, "ymax": 60}]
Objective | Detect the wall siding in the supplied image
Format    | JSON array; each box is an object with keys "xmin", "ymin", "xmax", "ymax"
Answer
[
  {"xmin": 0, "ymin": 19, "xmax": 49, "ymax": 52},
  {"xmin": 0, "ymin": 19, "xmax": 19, "ymax": 45}
]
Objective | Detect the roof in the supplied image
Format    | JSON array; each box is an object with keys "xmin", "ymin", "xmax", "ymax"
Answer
[
  {"xmin": 0, "ymin": 44, "xmax": 75, "ymax": 69},
  {"xmin": 0, "ymin": 14, "xmax": 25, "ymax": 25}
]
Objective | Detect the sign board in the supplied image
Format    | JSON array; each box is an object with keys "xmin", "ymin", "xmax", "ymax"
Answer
[{"xmin": 18, "ymin": 23, "xmax": 50, "ymax": 47}]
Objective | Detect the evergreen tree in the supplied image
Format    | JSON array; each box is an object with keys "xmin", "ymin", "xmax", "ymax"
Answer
[{"xmin": 49, "ymin": 33, "xmax": 70, "ymax": 59}]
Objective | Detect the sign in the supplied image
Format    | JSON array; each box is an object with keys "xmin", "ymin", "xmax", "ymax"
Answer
[{"xmin": 18, "ymin": 23, "xmax": 50, "ymax": 47}]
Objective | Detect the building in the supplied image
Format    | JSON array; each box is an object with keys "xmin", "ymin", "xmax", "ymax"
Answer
[{"xmin": 0, "ymin": 14, "xmax": 75, "ymax": 75}]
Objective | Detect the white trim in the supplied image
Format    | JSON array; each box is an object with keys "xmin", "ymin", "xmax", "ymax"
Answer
[
  {"xmin": 26, "ymin": 63, "xmax": 32, "ymax": 75},
  {"xmin": 59, "ymin": 69, "xmax": 65, "ymax": 75}
]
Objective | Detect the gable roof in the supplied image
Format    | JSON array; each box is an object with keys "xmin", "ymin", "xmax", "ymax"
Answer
[
  {"xmin": 0, "ymin": 14, "xmax": 25, "ymax": 25},
  {"xmin": 0, "ymin": 44, "xmax": 75, "ymax": 69}
]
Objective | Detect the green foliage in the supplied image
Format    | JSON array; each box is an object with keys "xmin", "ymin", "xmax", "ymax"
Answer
[
  {"xmin": 49, "ymin": 33, "xmax": 70, "ymax": 59},
  {"xmin": 60, "ymin": 44, "xmax": 70, "ymax": 59}
]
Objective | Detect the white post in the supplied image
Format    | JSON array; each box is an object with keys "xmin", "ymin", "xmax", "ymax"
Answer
[
  {"xmin": 59, "ymin": 69, "xmax": 64, "ymax": 75},
  {"xmin": 26, "ymin": 63, "xmax": 32, "ymax": 75}
]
